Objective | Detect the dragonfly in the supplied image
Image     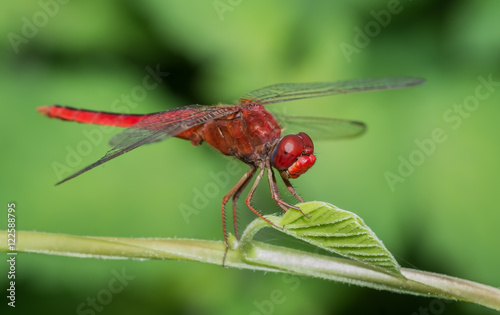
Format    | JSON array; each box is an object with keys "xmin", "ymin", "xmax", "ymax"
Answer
[{"xmin": 38, "ymin": 77, "xmax": 424, "ymax": 261}]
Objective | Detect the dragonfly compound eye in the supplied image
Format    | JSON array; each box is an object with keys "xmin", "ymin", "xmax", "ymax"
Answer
[
  {"xmin": 271, "ymin": 134, "xmax": 304, "ymax": 170},
  {"xmin": 271, "ymin": 133, "xmax": 316, "ymax": 178},
  {"xmin": 297, "ymin": 132, "xmax": 314, "ymax": 153}
]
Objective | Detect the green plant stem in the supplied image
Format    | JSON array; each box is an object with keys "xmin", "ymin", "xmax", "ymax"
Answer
[{"xmin": 1, "ymin": 230, "xmax": 499, "ymax": 310}]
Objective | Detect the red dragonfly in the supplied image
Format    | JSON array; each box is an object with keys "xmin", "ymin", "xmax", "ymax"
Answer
[{"xmin": 38, "ymin": 77, "xmax": 424, "ymax": 256}]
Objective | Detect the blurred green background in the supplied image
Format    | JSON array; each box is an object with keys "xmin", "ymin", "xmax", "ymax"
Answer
[{"xmin": 2, "ymin": 0, "xmax": 500, "ymax": 314}]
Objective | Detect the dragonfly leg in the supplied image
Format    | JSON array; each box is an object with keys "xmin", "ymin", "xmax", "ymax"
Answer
[
  {"xmin": 230, "ymin": 169, "xmax": 255, "ymax": 239},
  {"xmin": 267, "ymin": 162, "xmax": 310, "ymax": 219},
  {"xmin": 280, "ymin": 173, "xmax": 304, "ymax": 203},
  {"xmin": 244, "ymin": 168, "xmax": 283, "ymax": 231},
  {"xmin": 221, "ymin": 165, "xmax": 256, "ymax": 266},
  {"xmin": 267, "ymin": 165, "xmax": 298, "ymax": 212}
]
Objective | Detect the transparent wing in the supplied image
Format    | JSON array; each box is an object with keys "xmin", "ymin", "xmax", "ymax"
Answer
[
  {"xmin": 56, "ymin": 105, "xmax": 239, "ymax": 185},
  {"xmin": 240, "ymin": 77, "xmax": 425, "ymax": 105},
  {"xmin": 274, "ymin": 114, "xmax": 366, "ymax": 141}
]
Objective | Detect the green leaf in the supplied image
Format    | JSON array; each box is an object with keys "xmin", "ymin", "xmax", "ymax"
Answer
[{"xmin": 279, "ymin": 201, "xmax": 403, "ymax": 277}]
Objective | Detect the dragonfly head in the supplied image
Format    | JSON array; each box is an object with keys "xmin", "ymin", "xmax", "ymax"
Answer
[{"xmin": 271, "ymin": 132, "xmax": 316, "ymax": 179}]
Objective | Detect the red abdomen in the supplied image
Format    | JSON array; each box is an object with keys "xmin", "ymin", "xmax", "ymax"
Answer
[
  {"xmin": 37, "ymin": 105, "xmax": 151, "ymax": 127},
  {"xmin": 37, "ymin": 105, "xmax": 206, "ymax": 145}
]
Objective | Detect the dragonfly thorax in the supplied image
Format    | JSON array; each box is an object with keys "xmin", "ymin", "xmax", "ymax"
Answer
[{"xmin": 200, "ymin": 106, "xmax": 282, "ymax": 164}]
